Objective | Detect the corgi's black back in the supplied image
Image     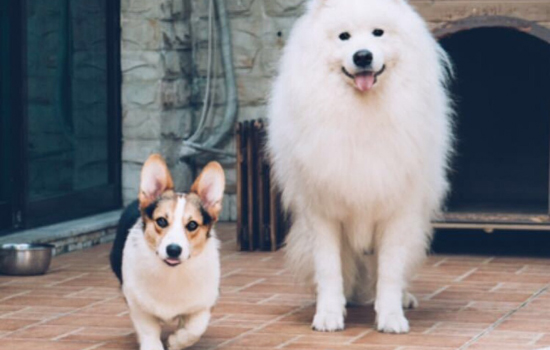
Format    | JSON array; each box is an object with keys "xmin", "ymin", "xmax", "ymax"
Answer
[{"xmin": 110, "ymin": 200, "xmax": 140, "ymax": 284}]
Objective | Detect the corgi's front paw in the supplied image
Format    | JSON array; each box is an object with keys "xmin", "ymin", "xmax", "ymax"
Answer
[
  {"xmin": 140, "ymin": 339, "xmax": 164, "ymax": 350},
  {"xmin": 168, "ymin": 330, "xmax": 199, "ymax": 350}
]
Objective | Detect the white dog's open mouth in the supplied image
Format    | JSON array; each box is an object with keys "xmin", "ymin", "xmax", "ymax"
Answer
[{"xmin": 342, "ymin": 65, "xmax": 386, "ymax": 92}]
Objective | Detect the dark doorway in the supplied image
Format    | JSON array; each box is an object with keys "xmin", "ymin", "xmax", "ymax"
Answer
[
  {"xmin": 0, "ymin": 0, "xmax": 121, "ymax": 233},
  {"xmin": 440, "ymin": 27, "xmax": 550, "ymax": 215}
]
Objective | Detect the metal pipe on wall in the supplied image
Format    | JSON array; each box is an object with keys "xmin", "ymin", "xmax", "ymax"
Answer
[{"xmin": 180, "ymin": 0, "xmax": 238, "ymax": 160}]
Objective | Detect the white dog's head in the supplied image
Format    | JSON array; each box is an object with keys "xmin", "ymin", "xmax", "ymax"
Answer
[{"xmin": 305, "ymin": 0, "xmax": 421, "ymax": 92}]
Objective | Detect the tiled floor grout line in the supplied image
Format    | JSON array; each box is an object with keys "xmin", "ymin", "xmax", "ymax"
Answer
[
  {"xmin": 257, "ymin": 294, "xmax": 280, "ymax": 305},
  {"xmin": 0, "ymin": 294, "xmax": 121, "ymax": 339},
  {"xmin": 488, "ymin": 283, "xmax": 503, "ymax": 293},
  {"xmin": 458, "ymin": 301, "xmax": 474, "ymax": 312},
  {"xmin": 209, "ymin": 314, "xmax": 231, "ymax": 326},
  {"xmin": 432, "ymin": 257, "xmax": 448, "ymax": 267},
  {"xmin": 116, "ymin": 310, "xmax": 130, "ymax": 317},
  {"xmin": 220, "ymin": 268, "xmax": 242, "ymax": 278},
  {"xmin": 47, "ymin": 272, "xmax": 90, "ymax": 287},
  {"xmin": 529, "ymin": 333, "xmax": 546, "ymax": 346},
  {"xmin": 233, "ymin": 278, "xmax": 266, "ymax": 293},
  {"xmin": 347, "ymin": 329, "xmax": 373, "ymax": 344},
  {"xmin": 0, "ymin": 280, "xmax": 15, "ymax": 286},
  {"xmin": 458, "ymin": 283, "xmax": 550, "ymax": 350},
  {"xmin": 276, "ymin": 269, "xmax": 289, "ymax": 276},
  {"xmin": 51, "ymin": 326, "xmax": 86, "ymax": 341},
  {"xmin": 275, "ymin": 335, "xmax": 303, "ymax": 349},
  {"xmin": 65, "ymin": 286, "xmax": 94, "ymax": 298},
  {"xmin": 0, "ymin": 290, "xmax": 31, "ymax": 303},
  {"xmin": 210, "ymin": 303, "xmax": 314, "ymax": 350},
  {"xmin": 454, "ymin": 268, "xmax": 479, "ymax": 282},
  {"xmin": 422, "ymin": 321, "xmax": 442, "ymax": 335},
  {"xmin": 0, "ymin": 306, "xmax": 31, "ymax": 319},
  {"xmin": 515, "ymin": 265, "xmax": 529, "ymax": 275},
  {"xmin": 423, "ymin": 285, "xmax": 449, "ymax": 301}
]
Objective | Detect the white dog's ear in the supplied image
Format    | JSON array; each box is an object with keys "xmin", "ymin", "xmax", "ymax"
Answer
[
  {"xmin": 139, "ymin": 154, "xmax": 174, "ymax": 209},
  {"xmin": 191, "ymin": 162, "xmax": 226, "ymax": 221}
]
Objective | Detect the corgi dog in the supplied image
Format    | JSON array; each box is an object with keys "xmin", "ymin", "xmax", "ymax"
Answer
[{"xmin": 110, "ymin": 154, "xmax": 225, "ymax": 350}]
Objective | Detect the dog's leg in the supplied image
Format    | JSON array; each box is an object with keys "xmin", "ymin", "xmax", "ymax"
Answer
[
  {"xmin": 311, "ymin": 217, "xmax": 346, "ymax": 332},
  {"xmin": 128, "ymin": 305, "xmax": 163, "ymax": 350},
  {"xmin": 167, "ymin": 310, "xmax": 210, "ymax": 350},
  {"xmin": 375, "ymin": 214, "xmax": 426, "ymax": 334}
]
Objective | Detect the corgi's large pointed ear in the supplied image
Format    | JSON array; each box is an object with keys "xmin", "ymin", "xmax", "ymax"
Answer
[
  {"xmin": 191, "ymin": 162, "xmax": 225, "ymax": 221},
  {"xmin": 139, "ymin": 154, "xmax": 174, "ymax": 209}
]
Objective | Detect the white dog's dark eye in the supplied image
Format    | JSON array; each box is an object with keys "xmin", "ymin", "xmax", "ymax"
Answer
[
  {"xmin": 339, "ymin": 32, "xmax": 351, "ymax": 41},
  {"xmin": 373, "ymin": 29, "xmax": 384, "ymax": 37},
  {"xmin": 186, "ymin": 221, "xmax": 199, "ymax": 232},
  {"xmin": 156, "ymin": 217, "xmax": 168, "ymax": 228}
]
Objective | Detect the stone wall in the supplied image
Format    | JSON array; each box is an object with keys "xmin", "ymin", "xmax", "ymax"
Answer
[
  {"xmin": 120, "ymin": 0, "xmax": 308, "ymax": 220},
  {"xmin": 121, "ymin": 0, "xmax": 195, "ymax": 204},
  {"xmin": 121, "ymin": 0, "xmax": 550, "ymax": 221}
]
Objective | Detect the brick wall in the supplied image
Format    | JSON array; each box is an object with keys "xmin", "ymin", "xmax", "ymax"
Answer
[{"xmin": 121, "ymin": 0, "xmax": 550, "ymax": 221}]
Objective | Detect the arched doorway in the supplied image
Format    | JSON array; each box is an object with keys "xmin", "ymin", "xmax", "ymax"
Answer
[{"xmin": 436, "ymin": 17, "xmax": 550, "ymax": 227}]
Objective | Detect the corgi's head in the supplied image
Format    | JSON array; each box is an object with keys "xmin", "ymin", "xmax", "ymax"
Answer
[{"xmin": 138, "ymin": 154, "xmax": 225, "ymax": 267}]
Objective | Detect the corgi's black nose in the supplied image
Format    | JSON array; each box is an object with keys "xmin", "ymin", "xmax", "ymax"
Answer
[
  {"xmin": 166, "ymin": 244, "xmax": 182, "ymax": 258},
  {"xmin": 353, "ymin": 50, "xmax": 373, "ymax": 68}
]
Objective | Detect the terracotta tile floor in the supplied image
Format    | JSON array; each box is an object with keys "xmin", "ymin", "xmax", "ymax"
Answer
[{"xmin": 1, "ymin": 223, "xmax": 550, "ymax": 350}]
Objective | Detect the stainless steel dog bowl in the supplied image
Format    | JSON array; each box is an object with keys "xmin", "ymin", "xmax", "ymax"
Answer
[{"xmin": 0, "ymin": 244, "xmax": 55, "ymax": 276}]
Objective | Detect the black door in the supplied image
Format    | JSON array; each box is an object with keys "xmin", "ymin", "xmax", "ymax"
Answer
[
  {"xmin": 0, "ymin": 0, "xmax": 22, "ymax": 231},
  {"xmin": 0, "ymin": 0, "xmax": 121, "ymax": 233}
]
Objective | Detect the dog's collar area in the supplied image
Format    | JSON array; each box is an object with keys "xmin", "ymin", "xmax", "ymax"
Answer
[{"xmin": 342, "ymin": 65, "xmax": 386, "ymax": 81}]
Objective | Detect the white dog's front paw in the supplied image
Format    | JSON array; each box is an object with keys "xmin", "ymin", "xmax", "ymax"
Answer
[
  {"xmin": 312, "ymin": 310, "xmax": 345, "ymax": 332},
  {"xmin": 402, "ymin": 292, "xmax": 418, "ymax": 309},
  {"xmin": 376, "ymin": 311, "xmax": 410, "ymax": 334},
  {"xmin": 167, "ymin": 331, "xmax": 198, "ymax": 350}
]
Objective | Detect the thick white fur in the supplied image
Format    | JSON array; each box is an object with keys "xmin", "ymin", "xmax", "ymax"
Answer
[
  {"xmin": 122, "ymin": 214, "xmax": 220, "ymax": 350},
  {"xmin": 267, "ymin": 0, "xmax": 453, "ymax": 333}
]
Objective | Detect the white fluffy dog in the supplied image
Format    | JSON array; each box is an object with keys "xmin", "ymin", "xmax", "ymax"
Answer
[{"xmin": 267, "ymin": 0, "xmax": 453, "ymax": 333}]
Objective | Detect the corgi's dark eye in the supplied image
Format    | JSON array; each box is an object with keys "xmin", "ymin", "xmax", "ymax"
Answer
[
  {"xmin": 186, "ymin": 221, "xmax": 199, "ymax": 232},
  {"xmin": 339, "ymin": 32, "xmax": 351, "ymax": 41},
  {"xmin": 373, "ymin": 29, "xmax": 384, "ymax": 37},
  {"xmin": 156, "ymin": 217, "xmax": 168, "ymax": 228}
]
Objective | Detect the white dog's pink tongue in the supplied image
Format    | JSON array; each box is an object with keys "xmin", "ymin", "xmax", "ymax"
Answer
[{"xmin": 355, "ymin": 74, "xmax": 375, "ymax": 92}]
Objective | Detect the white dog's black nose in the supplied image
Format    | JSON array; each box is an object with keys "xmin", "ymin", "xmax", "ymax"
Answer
[
  {"xmin": 353, "ymin": 50, "xmax": 373, "ymax": 68},
  {"xmin": 166, "ymin": 244, "xmax": 182, "ymax": 258}
]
